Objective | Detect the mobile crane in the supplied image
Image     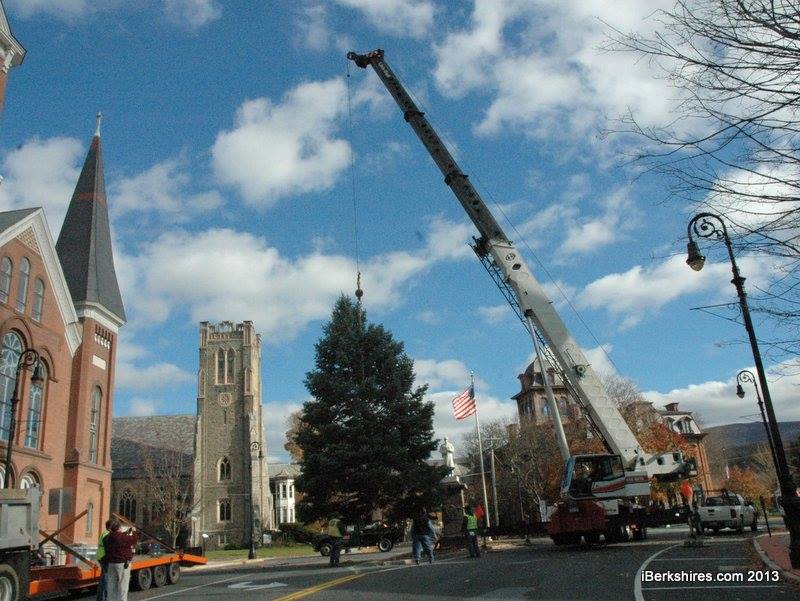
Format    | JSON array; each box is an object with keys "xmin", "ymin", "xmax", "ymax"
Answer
[{"xmin": 347, "ymin": 49, "xmax": 697, "ymax": 544}]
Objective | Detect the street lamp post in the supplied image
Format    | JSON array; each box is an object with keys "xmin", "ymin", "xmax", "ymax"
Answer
[
  {"xmin": 248, "ymin": 441, "xmax": 263, "ymax": 560},
  {"xmin": 687, "ymin": 212, "xmax": 800, "ymax": 567},
  {"xmin": 3, "ymin": 349, "xmax": 43, "ymax": 489},
  {"xmin": 736, "ymin": 369, "xmax": 779, "ymax": 475}
]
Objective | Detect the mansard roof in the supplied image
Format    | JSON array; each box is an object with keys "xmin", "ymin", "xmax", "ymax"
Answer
[{"xmin": 56, "ymin": 128, "xmax": 126, "ymax": 324}]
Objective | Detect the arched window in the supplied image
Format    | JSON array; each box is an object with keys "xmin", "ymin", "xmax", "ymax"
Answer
[
  {"xmin": 218, "ymin": 457, "xmax": 231, "ymax": 481},
  {"xmin": 31, "ymin": 279, "xmax": 44, "ymax": 322},
  {"xmin": 25, "ymin": 362, "xmax": 46, "ymax": 448},
  {"xmin": 216, "ymin": 349, "xmax": 225, "ymax": 383},
  {"xmin": 85, "ymin": 502, "xmax": 94, "ymax": 536},
  {"xmin": 218, "ymin": 498, "xmax": 231, "ymax": 522},
  {"xmin": 119, "ymin": 489, "xmax": 137, "ymax": 522},
  {"xmin": 15, "ymin": 258, "xmax": 29, "ymax": 312},
  {"xmin": 0, "ymin": 258, "xmax": 11, "ymax": 304},
  {"xmin": 0, "ymin": 332, "xmax": 22, "ymax": 442},
  {"xmin": 20, "ymin": 471, "xmax": 39, "ymax": 489},
  {"xmin": 226, "ymin": 349, "xmax": 235, "ymax": 383},
  {"xmin": 88, "ymin": 387, "xmax": 101, "ymax": 463}
]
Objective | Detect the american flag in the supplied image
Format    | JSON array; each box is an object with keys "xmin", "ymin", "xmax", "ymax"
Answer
[{"xmin": 452, "ymin": 385, "xmax": 476, "ymax": 420}]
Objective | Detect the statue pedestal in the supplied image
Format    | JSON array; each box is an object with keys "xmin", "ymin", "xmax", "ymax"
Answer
[{"xmin": 437, "ymin": 478, "xmax": 467, "ymax": 549}]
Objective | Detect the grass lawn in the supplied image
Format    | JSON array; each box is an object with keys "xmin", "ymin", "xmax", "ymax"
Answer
[{"xmin": 205, "ymin": 544, "xmax": 317, "ymax": 561}]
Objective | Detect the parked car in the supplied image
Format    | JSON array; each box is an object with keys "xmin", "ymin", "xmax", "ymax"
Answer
[
  {"xmin": 313, "ymin": 522, "xmax": 404, "ymax": 556},
  {"xmin": 697, "ymin": 492, "xmax": 757, "ymax": 534}
]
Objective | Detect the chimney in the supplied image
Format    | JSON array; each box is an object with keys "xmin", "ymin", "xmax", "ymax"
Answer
[{"xmin": 665, "ymin": 402, "xmax": 679, "ymax": 412}]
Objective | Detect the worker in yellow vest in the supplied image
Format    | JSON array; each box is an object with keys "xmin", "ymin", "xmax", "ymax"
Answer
[
  {"xmin": 462, "ymin": 506, "xmax": 481, "ymax": 558},
  {"xmin": 327, "ymin": 517, "xmax": 345, "ymax": 567},
  {"xmin": 95, "ymin": 519, "xmax": 113, "ymax": 601}
]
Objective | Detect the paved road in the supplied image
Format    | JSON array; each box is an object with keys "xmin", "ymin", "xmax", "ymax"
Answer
[{"xmin": 77, "ymin": 527, "xmax": 797, "ymax": 600}]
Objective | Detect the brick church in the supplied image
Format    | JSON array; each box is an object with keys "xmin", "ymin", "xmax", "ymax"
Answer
[{"xmin": 0, "ymin": 120, "xmax": 126, "ymax": 545}]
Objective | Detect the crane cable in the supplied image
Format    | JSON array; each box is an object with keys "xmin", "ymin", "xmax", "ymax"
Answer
[{"xmin": 346, "ymin": 58, "xmax": 363, "ymax": 305}]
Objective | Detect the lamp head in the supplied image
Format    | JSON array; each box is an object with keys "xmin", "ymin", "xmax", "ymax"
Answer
[
  {"xmin": 686, "ymin": 240, "xmax": 706, "ymax": 271},
  {"xmin": 736, "ymin": 383, "xmax": 745, "ymax": 399},
  {"xmin": 31, "ymin": 361, "xmax": 44, "ymax": 385}
]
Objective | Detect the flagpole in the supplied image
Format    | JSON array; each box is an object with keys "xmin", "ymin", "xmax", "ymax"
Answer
[{"xmin": 472, "ymin": 371, "xmax": 491, "ymax": 529}]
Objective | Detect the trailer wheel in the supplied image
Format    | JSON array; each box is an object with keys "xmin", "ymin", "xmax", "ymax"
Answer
[
  {"xmin": 319, "ymin": 543, "xmax": 332, "ymax": 557},
  {"xmin": 0, "ymin": 564, "xmax": 19, "ymax": 601},
  {"xmin": 131, "ymin": 567, "xmax": 153, "ymax": 591},
  {"xmin": 167, "ymin": 562, "xmax": 181, "ymax": 584},
  {"xmin": 152, "ymin": 564, "xmax": 168, "ymax": 588}
]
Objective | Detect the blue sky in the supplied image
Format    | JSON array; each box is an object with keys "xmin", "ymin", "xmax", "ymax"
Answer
[{"xmin": 2, "ymin": 0, "xmax": 795, "ymax": 462}]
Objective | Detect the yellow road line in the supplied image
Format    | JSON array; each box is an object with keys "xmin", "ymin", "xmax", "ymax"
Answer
[{"xmin": 273, "ymin": 573, "xmax": 365, "ymax": 601}]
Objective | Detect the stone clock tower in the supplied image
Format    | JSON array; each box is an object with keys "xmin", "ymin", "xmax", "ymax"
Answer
[{"xmin": 192, "ymin": 321, "xmax": 272, "ymax": 549}]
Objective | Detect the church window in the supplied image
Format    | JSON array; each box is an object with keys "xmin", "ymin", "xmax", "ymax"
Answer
[
  {"xmin": 542, "ymin": 403, "xmax": 550, "ymax": 417},
  {"xmin": 15, "ymin": 258, "xmax": 29, "ymax": 312},
  {"xmin": 218, "ymin": 498, "xmax": 231, "ymax": 522},
  {"xmin": 120, "ymin": 489, "xmax": 137, "ymax": 522},
  {"xmin": 226, "ymin": 349, "xmax": 235, "ymax": 383},
  {"xmin": 24, "ymin": 361, "xmax": 46, "ymax": 448},
  {"xmin": 217, "ymin": 532, "xmax": 228, "ymax": 546},
  {"xmin": 0, "ymin": 331, "xmax": 22, "ymax": 442},
  {"xmin": 216, "ymin": 349, "xmax": 225, "ymax": 383},
  {"xmin": 85, "ymin": 502, "xmax": 94, "ymax": 536},
  {"xmin": 32, "ymin": 279, "xmax": 44, "ymax": 322},
  {"xmin": 88, "ymin": 387, "xmax": 101, "ymax": 463},
  {"xmin": 219, "ymin": 457, "xmax": 231, "ymax": 481},
  {"xmin": 0, "ymin": 258, "xmax": 11, "ymax": 304}
]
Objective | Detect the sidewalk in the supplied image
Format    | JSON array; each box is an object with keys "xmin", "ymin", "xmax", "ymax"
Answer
[{"xmin": 753, "ymin": 532, "xmax": 800, "ymax": 584}]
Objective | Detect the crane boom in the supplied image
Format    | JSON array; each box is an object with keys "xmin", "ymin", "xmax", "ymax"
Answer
[{"xmin": 347, "ymin": 49, "xmax": 662, "ymax": 470}]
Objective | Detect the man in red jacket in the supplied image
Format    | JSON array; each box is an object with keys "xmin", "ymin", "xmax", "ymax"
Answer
[{"xmin": 104, "ymin": 520, "xmax": 139, "ymax": 601}]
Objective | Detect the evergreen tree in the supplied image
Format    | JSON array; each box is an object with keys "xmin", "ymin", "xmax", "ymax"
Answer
[{"xmin": 295, "ymin": 295, "xmax": 446, "ymax": 524}]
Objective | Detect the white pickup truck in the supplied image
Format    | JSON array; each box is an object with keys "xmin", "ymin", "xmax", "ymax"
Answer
[{"xmin": 697, "ymin": 493, "xmax": 757, "ymax": 534}]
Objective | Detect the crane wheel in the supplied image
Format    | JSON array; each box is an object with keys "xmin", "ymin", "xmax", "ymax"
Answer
[{"xmin": 0, "ymin": 564, "xmax": 20, "ymax": 601}]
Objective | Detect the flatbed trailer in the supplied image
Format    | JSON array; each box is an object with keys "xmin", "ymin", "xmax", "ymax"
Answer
[{"xmin": 28, "ymin": 552, "xmax": 207, "ymax": 597}]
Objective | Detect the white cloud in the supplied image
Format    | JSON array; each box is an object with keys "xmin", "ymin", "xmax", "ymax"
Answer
[
  {"xmin": 5, "ymin": 0, "xmax": 94, "ymax": 20},
  {"xmin": 263, "ymin": 398, "xmax": 305, "ymax": 462},
  {"xmin": 478, "ymin": 305, "xmax": 508, "ymax": 324},
  {"xmin": 583, "ymin": 344, "xmax": 617, "ymax": 378},
  {"xmin": 432, "ymin": 1, "xmax": 687, "ymax": 144},
  {"xmin": 212, "ymin": 79, "xmax": 351, "ymax": 206},
  {"xmin": 294, "ymin": 4, "xmax": 352, "ymax": 52},
  {"xmin": 334, "ymin": 0, "xmax": 434, "ymax": 38},
  {"xmin": 577, "ymin": 254, "xmax": 777, "ymax": 329},
  {"xmin": 414, "ymin": 358, "xmax": 487, "ymax": 390},
  {"xmin": 128, "ymin": 398, "xmax": 160, "ymax": 417},
  {"xmin": 118, "ymin": 216, "xmax": 472, "ymax": 338},
  {"xmin": 111, "ymin": 155, "xmax": 223, "ymax": 218},
  {"xmin": 644, "ymin": 362, "xmax": 800, "ymax": 427},
  {"xmin": 116, "ymin": 361, "xmax": 194, "ymax": 391},
  {"xmin": 0, "ymin": 136, "xmax": 83, "ymax": 234},
  {"xmin": 163, "ymin": 0, "xmax": 221, "ymax": 29},
  {"xmin": 559, "ymin": 188, "xmax": 638, "ymax": 256}
]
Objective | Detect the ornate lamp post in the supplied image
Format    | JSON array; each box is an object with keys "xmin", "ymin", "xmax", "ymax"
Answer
[
  {"xmin": 248, "ymin": 441, "xmax": 263, "ymax": 560},
  {"xmin": 736, "ymin": 369, "xmax": 778, "ymax": 474},
  {"xmin": 687, "ymin": 212, "xmax": 800, "ymax": 567},
  {"xmin": 4, "ymin": 349, "xmax": 43, "ymax": 489}
]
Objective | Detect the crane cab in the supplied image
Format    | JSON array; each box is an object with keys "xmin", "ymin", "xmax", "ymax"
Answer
[{"xmin": 561, "ymin": 454, "xmax": 650, "ymax": 500}]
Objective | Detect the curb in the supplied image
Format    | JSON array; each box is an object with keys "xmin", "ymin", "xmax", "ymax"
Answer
[{"xmin": 752, "ymin": 534, "xmax": 800, "ymax": 585}]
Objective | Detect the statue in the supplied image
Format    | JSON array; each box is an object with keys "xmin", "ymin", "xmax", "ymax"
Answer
[{"xmin": 439, "ymin": 437, "xmax": 456, "ymax": 475}]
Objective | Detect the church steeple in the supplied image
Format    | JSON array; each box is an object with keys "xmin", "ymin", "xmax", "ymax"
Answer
[{"xmin": 56, "ymin": 116, "xmax": 126, "ymax": 323}]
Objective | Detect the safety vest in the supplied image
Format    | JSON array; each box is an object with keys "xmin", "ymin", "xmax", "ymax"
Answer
[
  {"xmin": 327, "ymin": 519, "xmax": 343, "ymax": 538},
  {"xmin": 96, "ymin": 530, "xmax": 109, "ymax": 562},
  {"xmin": 466, "ymin": 514, "xmax": 478, "ymax": 531}
]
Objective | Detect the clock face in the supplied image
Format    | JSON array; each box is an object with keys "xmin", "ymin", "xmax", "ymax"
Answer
[{"xmin": 218, "ymin": 393, "xmax": 232, "ymax": 407}]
